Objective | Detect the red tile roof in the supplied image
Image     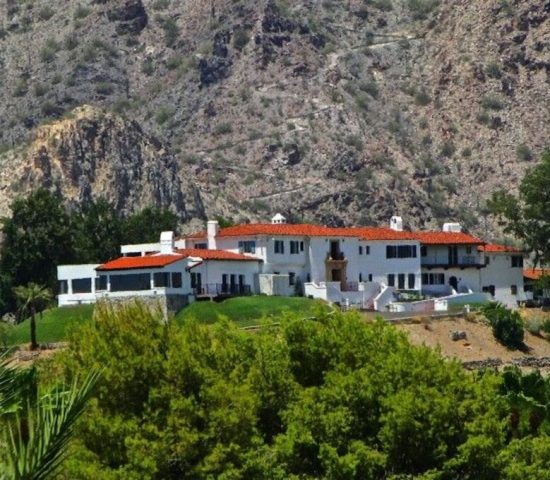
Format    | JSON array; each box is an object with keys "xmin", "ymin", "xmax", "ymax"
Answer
[
  {"xmin": 350, "ymin": 227, "xmax": 417, "ymax": 241},
  {"xmin": 523, "ymin": 268, "xmax": 548, "ymax": 281},
  {"xmin": 408, "ymin": 231, "xmax": 484, "ymax": 245},
  {"xmin": 176, "ymin": 248, "xmax": 261, "ymax": 262},
  {"xmin": 182, "ymin": 231, "xmax": 207, "ymax": 240},
  {"xmin": 185, "ymin": 223, "xmax": 484, "ymax": 244},
  {"xmin": 216, "ymin": 223, "xmax": 359, "ymax": 238},
  {"xmin": 479, "ymin": 244, "xmax": 522, "ymax": 253},
  {"xmin": 97, "ymin": 254, "xmax": 186, "ymax": 271}
]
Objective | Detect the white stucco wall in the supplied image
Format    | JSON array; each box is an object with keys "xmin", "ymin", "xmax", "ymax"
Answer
[
  {"xmin": 57, "ymin": 264, "xmax": 100, "ymax": 306},
  {"xmin": 422, "ymin": 245, "xmax": 481, "ymax": 266},
  {"xmin": 357, "ymin": 240, "xmax": 422, "ymax": 290},
  {"xmin": 191, "ymin": 259, "xmax": 261, "ymax": 294},
  {"xmin": 480, "ymin": 253, "xmax": 525, "ymax": 307},
  {"xmin": 421, "ymin": 267, "xmax": 483, "ymax": 296}
]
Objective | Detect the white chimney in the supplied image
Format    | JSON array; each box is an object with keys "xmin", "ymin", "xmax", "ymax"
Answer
[
  {"xmin": 207, "ymin": 220, "xmax": 219, "ymax": 250},
  {"xmin": 442, "ymin": 223, "xmax": 462, "ymax": 233},
  {"xmin": 160, "ymin": 231, "xmax": 175, "ymax": 254},
  {"xmin": 390, "ymin": 216, "xmax": 403, "ymax": 232},
  {"xmin": 271, "ymin": 213, "xmax": 287, "ymax": 224}
]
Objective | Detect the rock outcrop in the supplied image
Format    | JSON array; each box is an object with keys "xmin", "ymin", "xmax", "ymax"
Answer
[{"xmin": 2, "ymin": 106, "xmax": 203, "ymax": 221}]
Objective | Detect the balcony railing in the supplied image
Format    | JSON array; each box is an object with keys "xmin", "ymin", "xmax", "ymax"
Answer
[
  {"xmin": 326, "ymin": 252, "xmax": 346, "ymax": 261},
  {"xmin": 422, "ymin": 255, "xmax": 484, "ymax": 268},
  {"xmin": 194, "ymin": 284, "xmax": 252, "ymax": 297}
]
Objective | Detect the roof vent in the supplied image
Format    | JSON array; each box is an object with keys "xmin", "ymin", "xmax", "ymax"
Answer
[
  {"xmin": 271, "ymin": 213, "xmax": 287, "ymax": 224},
  {"xmin": 160, "ymin": 231, "xmax": 175, "ymax": 254},
  {"xmin": 442, "ymin": 223, "xmax": 462, "ymax": 233},
  {"xmin": 390, "ymin": 216, "xmax": 403, "ymax": 232}
]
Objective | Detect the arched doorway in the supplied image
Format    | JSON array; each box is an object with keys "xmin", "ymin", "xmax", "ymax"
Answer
[{"xmin": 449, "ymin": 276, "xmax": 458, "ymax": 291}]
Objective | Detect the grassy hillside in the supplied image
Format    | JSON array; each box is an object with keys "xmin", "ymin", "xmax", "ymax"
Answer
[
  {"xmin": 176, "ymin": 296, "xmax": 328, "ymax": 327},
  {"xmin": 7, "ymin": 304, "xmax": 94, "ymax": 346}
]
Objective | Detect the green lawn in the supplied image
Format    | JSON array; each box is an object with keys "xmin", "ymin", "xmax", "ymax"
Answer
[
  {"xmin": 7, "ymin": 304, "xmax": 95, "ymax": 346},
  {"xmin": 176, "ymin": 296, "xmax": 328, "ymax": 328}
]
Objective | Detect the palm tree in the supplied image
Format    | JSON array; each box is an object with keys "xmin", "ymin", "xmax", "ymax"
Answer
[
  {"xmin": 0, "ymin": 351, "xmax": 99, "ymax": 479},
  {"xmin": 13, "ymin": 284, "xmax": 52, "ymax": 351}
]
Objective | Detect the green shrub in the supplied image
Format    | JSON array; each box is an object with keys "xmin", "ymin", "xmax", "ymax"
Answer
[
  {"xmin": 407, "ymin": 0, "xmax": 440, "ymax": 19},
  {"xmin": 481, "ymin": 94, "xmax": 505, "ymax": 111},
  {"xmin": 142, "ymin": 59, "xmax": 154, "ymax": 75},
  {"xmin": 166, "ymin": 55, "xmax": 182, "ymax": 70},
  {"xmin": 33, "ymin": 83, "xmax": 48, "ymax": 97},
  {"xmin": 525, "ymin": 317, "xmax": 542, "ymax": 336},
  {"xmin": 516, "ymin": 144, "xmax": 532, "ymax": 162},
  {"xmin": 74, "ymin": 5, "xmax": 91, "ymax": 20},
  {"xmin": 95, "ymin": 82, "xmax": 114, "ymax": 95},
  {"xmin": 233, "ymin": 29, "xmax": 250, "ymax": 51},
  {"xmin": 414, "ymin": 89, "xmax": 431, "ymax": 106},
  {"xmin": 155, "ymin": 107, "xmax": 174, "ymax": 125},
  {"xmin": 542, "ymin": 319, "xmax": 550, "ymax": 336},
  {"xmin": 345, "ymin": 134, "xmax": 364, "ymax": 151},
  {"xmin": 14, "ymin": 79, "xmax": 28, "ymax": 97},
  {"xmin": 485, "ymin": 62, "xmax": 502, "ymax": 79},
  {"xmin": 38, "ymin": 6, "xmax": 55, "ymax": 21},
  {"xmin": 64, "ymin": 34, "xmax": 79, "ymax": 51},
  {"xmin": 214, "ymin": 122, "xmax": 233, "ymax": 135},
  {"xmin": 162, "ymin": 18, "xmax": 179, "ymax": 48},
  {"xmin": 440, "ymin": 141, "xmax": 456, "ymax": 158},
  {"xmin": 482, "ymin": 302, "xmax": 524, "ymax": 349}
]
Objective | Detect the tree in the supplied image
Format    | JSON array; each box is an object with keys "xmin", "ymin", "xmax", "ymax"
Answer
[
  {"xmin": 13, "ymin": 283, "xmax": 52, "ymax": 350},
  {"xmin": 0, "ymin": 351, "xmax": 99, "ymax": 479},
  {"xmin": 72, "ymin": 198, "xmax": 124, "ymax": 263},
  {"xmin": 489, "ymin": 149, "xmax": 550, "ymax": 267},
  {"xmin": 482, "ymin": 302, "xmax": 524, "ymax": 350},
  {"xmin": 0, "ymin": 189, "xmax": 75, "ymax": 313},
  {"xmin": 123, "ymin": 207, "xmax": 179, "ymax": 244}
]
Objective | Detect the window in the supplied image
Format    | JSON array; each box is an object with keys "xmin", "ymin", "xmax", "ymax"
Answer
[
  {"xmin": 466, "ymin": 246, "xmax": 472, "ymax": 254},
  {"xmin": 386, "ymin": 245, "xmax": 417, "ymax": 259},
  {"xmin": 274, "ymin": 240, "xmax": 285, "ymax": 254},
  {"xmin": 387, "ymin": 274, "xmax": 395, "ymax": 287},
  {"xmin": 172, "ymin": 272, "xmax": 182, "ymax": 288},
  {"xmin": 359, "ymin": 273, "xmax": 363, "ymax": 282},
  {"xmin": 368, "ymin": 274, "xmax": 373, "ymax": 282},
  {"xmin": 485, "ymin": 256, "xmax": 490, "ymax": 265},
  {"xmin": 195, "ymin": 243, "xmax": 207, "ymax": 250},
  {"xmin": 398, "ymin": 274, "xmax": 406, "ymax": 289},
  {"xmin": 422, "ymin": 273, "xmax": 445, "ymax": 285},
  {"xmin": 95, "ymin": 276, "xmax": 107, "ymax": 291},
  {"xmin": 58, "ymin": 280, "xmax": 68, "ymax": 294},
  {"xmin": 483, "ymin": 285, "xmax": 495, "ymax": 296},
  {"xmin": 238, "ymin": 241, "xmax": 256, "ymax": 254},
  {"xmin": 359, "ymin": 246, "xmax": 363, "ymax": 255},
  {"xmin": 421, "ymin": 246, "xmax": 427, "ymax": 257},
  {"xmin": 72, "ymin": 278, "xmax": 92, "ymax": 294},
  {"xmin": 111, "ymin": 274, "xmax": 150, "ymax": 292},
  {"xmin": 511, "ymin": 285, "xmax": 518, "ymax": 295},
  {"xmin": 511, "ymin": 256, "xmax": 523, "ymax": 268},
  {"xmin": 290, "ymin": 241, "xmax": 300, "ymax": 254},
  {"xmin": 306, "ymin": 273, "xmax": 311, "ymax": 282},
  {"xmin": 408, "ymin": 274, "xmax": 416, "ymax": 289},
  {"xmin": 366, "ymin": 246, "xmax": 370, "ymax": 255},
  {"xmin": 300, "ymin": 241, "xmax": 304, "ymax": 252},
  {"xmin": 289, "ymin": 272, "xmax": 296, "ymax": 286},
  {"xmin": 154, "ymin": 272, "xmax": 170, "ymax": 287},
  {"xmin": 190, "ymin": 272, "xmax": 201, "ymax": 289}
]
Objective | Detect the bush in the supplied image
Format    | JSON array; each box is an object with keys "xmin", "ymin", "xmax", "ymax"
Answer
[
  {"xmin": 74, "ymin": 5, "xmax": 91, "ymax": 20},
  {"xmin": 414, "ymin": 89, "xmax": 431, "ymax": 106},
  {"xmin": 214, "ymin": 122, "xmax": 233, "ymax": 135},
  {"xmin": 485, "ymin": 62, "xmax": 502, "ymax": 79},
  {"xmin": 155, "ymin": 107, "xmax": 174, "ymax": 125},
  {"xmin": 525, "ymin": 317, "xmax": 543, "ymax": 336},
  {"xmin": 542, "ymin": 319, "xmax": 550, "ymax": 336},
  {"xmin": 481, "ymin": 94, "xmax": 505, "ymax": 111},
  {"xmin": 516, "ymin": 144, "xmax": 532, "ymax": 162},
  {"xmin": 483, "ymin": 302, "xmax": 524, "ymax": 349},
  {"xmin": 162, "ymin": 18, "xmax": 179, "ymax": 47},
  {"xmin": 407, "ymin": 0, "xmax": 440, "ymax": 19},
  {"xmin": 345, "ymin": 134, "xmax": 364, "ymax": 151},
  {"xmin": 38, "ymin": 6, "xmax": 55, "ymax": 21},
  {"xmin": 95, "ymin": 82, "xmax": 114, "ymax": 95},
  {"xmin": 233, "ymin": 29, "xmax": 250, "ymax": 51}
]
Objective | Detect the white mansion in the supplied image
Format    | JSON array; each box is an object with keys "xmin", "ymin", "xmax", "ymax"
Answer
[{"xmin": 57, "ymin": 214, "xmax": 528, "ymax": 313}]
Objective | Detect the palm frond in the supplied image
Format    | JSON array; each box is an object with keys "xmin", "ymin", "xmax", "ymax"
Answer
[
  {"xmin": 1, "ymin": 370, "xmax": 100, "ymax": 480},
  {"xmin": 0, "ymin": 350, "xmax": 37, "ymax": 414}
]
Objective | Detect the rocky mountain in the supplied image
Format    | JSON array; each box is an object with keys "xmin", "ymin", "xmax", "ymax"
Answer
[{"xmin": 0, "ymin": 0, "xmax": 547, "ymax": 234}]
